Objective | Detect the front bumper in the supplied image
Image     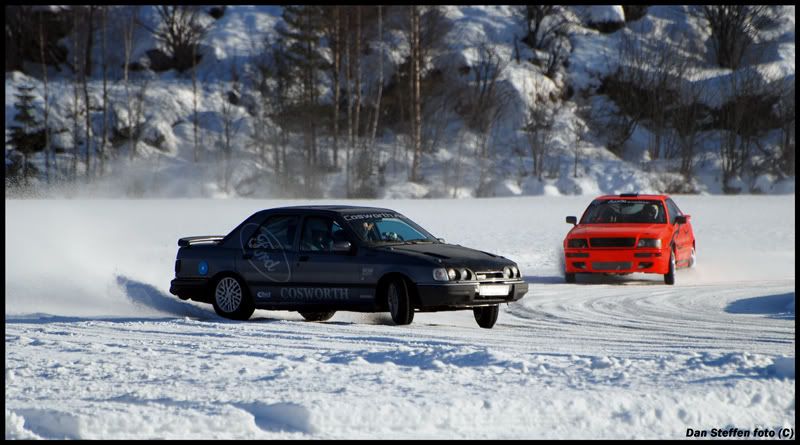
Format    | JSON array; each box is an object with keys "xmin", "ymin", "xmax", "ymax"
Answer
[
  {"xmin": 415, "ymin": 280, "xmax": 528, "ymax": 309},
  {"xmin": 564, "ymin": 248, "xmax": 668, "ymax": 274},
  {"xmin": 169, "ymin": 277, "xmax": 210, "ymax": 301}
]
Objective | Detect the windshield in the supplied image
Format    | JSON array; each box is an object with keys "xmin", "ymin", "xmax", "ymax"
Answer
[
  {"xmin": 580, "ymin": 199, "xmax": 667, "ymax": 224},
  {"xmin": 343, "ymin": 212, "xmax": 438, "ymax": 244}
]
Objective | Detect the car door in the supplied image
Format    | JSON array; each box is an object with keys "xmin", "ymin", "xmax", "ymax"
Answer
[
  {"xmin": 666, "ymin": 199, "xmax": 691, "ymax": 264},
  {"xmin": 291, "ymin": 215, "xmax": 370, "ymax": 305},
  {"xmin": 237, "ymin": 214, "xmax": 299, "ymax": 305}
]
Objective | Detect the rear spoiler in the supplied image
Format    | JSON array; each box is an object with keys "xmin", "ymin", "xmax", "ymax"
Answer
[{"xmin": 178, "ymin": 236, "xmax": 225, "ymax": 247}]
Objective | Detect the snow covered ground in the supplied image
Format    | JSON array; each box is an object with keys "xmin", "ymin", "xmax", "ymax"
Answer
[{"xmin": 5, "ymin": 196, "xmax": 795, "ymax": 439}]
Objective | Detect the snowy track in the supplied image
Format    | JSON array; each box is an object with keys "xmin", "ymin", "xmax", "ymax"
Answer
[{"xmin": 5, "ymin": 196, "xmax": 795, "ymax": 439}]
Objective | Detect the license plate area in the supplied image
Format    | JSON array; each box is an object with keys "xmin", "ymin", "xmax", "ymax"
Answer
[{"xmin": 478, "ymin": 284, "xmax": 510, "ymax": 297}]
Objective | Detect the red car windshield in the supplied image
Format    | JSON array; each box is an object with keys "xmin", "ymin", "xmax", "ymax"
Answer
[{"xmin": 581, "ymin": 199, "xmax": 667, "ymax": 224}]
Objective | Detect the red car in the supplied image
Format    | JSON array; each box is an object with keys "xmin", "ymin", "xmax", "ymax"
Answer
[{"xmin": 563, "ymin": 194, "xmax": 695, "ymax": 285}]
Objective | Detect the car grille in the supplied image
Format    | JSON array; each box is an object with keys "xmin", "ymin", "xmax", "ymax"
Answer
[
  {"xmin": 590, "ymin": 237, "xmax": 635, "ymax": 248},
  {"xmin": 592, "ymin": 261, "xmax": 632, "ymax": 271},
  {"xmin": 474, "ymin": 271, "xmax": 505, "ymax": 282}
]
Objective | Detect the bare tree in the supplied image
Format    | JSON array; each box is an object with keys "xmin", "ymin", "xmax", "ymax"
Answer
[
  {"xmin": 572, "ymin": 104, "xmax": 589, "ymax": 178},
  {"xmin": 70, "ymin": 8, "xmax": 81, "ymax": 180},
  {"xmin": 344, "ymin": 10, "xmax": 354, "ymax": 194},
  {"xmin": 322, "ymin": 6, "xmax": 342, "ymax": 168},
  {"xmin": 718, "ymin": 68, "xmax": 775, "ymax": 192},
  {"xmin": 98, "ymin": 5, "xmax": 109, "ymax": 177},
  {"xmin": 219, "ymin": 90, "xmax": 243, "ymax": 194},
  {"xmin": 524, "ymin": 100, "xmax": 555, "ymax": 180},
  {"xmin": 699, "ymin": 5, "xmax": 779, "ymax": 70},
  {"xmin": 191, "ymin": 40, "xmax": 200, "ymax": 162},
  {"xmin": 774, "ymin": 81, "xmax": 795, "ymax": 176},
  {"xmin": 519, "ymin": 6, "xmax": 572, "ymax": 78},
  {"xmin": 354, "ymin": 7, "xmax": 363, "ymax": 149},
  {"xmin": 669, "ymin": 73, "xmax": 709, "ymax": 178},
  {"xmin": 602, "ymin": 31, "xmax": 689, "ymax": 159},
  {"xmin": 409, "ymin": 5, "xmax": 422, "ymax": 182},
  {"xmin": 122, "ymin": 6, "xmax": 139, "ymax": 160},
  {"xmin": 38, "ymin": 11, "xmax": 51, "ymax": 183},
  {"xmin": 368, "ymin": 6, "xmax": 384, "ymax": 153},
  {"xmin": 144, "ymin": 6, "xmax": 207, "ymax": 72}
]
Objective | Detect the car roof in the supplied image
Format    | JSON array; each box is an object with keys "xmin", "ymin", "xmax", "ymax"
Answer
[
  {"xmin": 595, "ymin": 194, "xmax": 668, "ymax": 201},
  {"xmin": 262, "ymin": 205, "xmax": 398, "ymax": 215}
]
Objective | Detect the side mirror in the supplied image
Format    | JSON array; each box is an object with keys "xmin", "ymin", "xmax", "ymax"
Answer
[
  {"xmin": 437, "ymin": 238, "xmax": 446, "ymax": 243},
  {"xmin": 674, "ymin": 215, "xmax": 688, "ymax": 224},
  {"xmin": 566, "ymin": 216, "xmax": 577, "ymax": 225},
  {"xmin": 332, "ymin": 241, "xmax": 353, "ymax": 253}
]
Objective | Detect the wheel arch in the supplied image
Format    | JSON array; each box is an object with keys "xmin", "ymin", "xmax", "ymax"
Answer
[{"xmin": 375, "ymin": 272, "xmax": 420, "ymax": 310}]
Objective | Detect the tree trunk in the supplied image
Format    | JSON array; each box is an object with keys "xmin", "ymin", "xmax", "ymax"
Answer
[
  {"xmin": 72, "ymin": 9, "xmax": 80, "ymax": 181},
  {"xmin": 332, "ymin": 7, "xmax": 340, "ymax": 168},
  {"xmin": 354, "ymin": 6, "xmax": 362, "ymax": 144},
  {"xmin": 369, "ymin": 6, "xmax": 383, "ymax": 151},
  {"xmin": 99, "ymin": 6, "xmax": 108, "ymax": 177},
  {"xmin": 192, "ymin": 42, "xmax": 199, "ymax": 162},
  {"xmin": 39, "ymin": 14, "xmax": 51, "ymax": 183},
  {"xmin": 82, "ymin": 63, "xmax": 91, "ymax": 181},
  {"xmin": 345, "ymin": 12, "xmax": 353, "ymax": 196},
  {"xmin": 84, "ymin": 6, "xmax": 95, "ymax": 77},
  {"xmin": 409, "ymin": 6, "xmax": 422, "ymax": 182}
]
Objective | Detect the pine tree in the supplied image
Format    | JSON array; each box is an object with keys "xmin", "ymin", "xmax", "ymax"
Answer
[
  {"xmin": 277, "ymin": 5, "xmax": 329, "ymax": 194},
  {"xmin": 8, "ymin": 85, "xmax": 44, "ymax": 183}
]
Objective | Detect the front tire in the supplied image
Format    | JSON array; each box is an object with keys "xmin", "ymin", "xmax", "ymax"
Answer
[
  {"xmin": 473, "ymin": 305, "xmax": 499, "ymax": 329},
  {"xmin": 299, "ymin": 311, "xmax": 336, "ymax": 322},
  {"xmin": 213, "ymin": 276, "xmax": 255, "ymax": 320},
  {"xmin": 664, "ymin": 249, "xmax": 676, "ymax": 285},
  {"xmin": 387, "ymin": 279, "xmax": 414, "ymax": 325}
]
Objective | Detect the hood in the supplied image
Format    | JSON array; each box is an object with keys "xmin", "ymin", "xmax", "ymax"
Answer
[
  {"xmin": 568, "ymin": 224, "xmax": 669, "ymax": 238},
  {"xmin": 377, "ymin": 242, "xmax": 514, "ymax": 270}
]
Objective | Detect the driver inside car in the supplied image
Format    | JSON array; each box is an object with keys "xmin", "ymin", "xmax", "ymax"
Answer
[
  {"xmin": 361, "ymin": 221, "xmax": 382, "ymax": 242},
  {"xmin": 643, "ymin": 204, "xmax": 659, "ymax": 223}
]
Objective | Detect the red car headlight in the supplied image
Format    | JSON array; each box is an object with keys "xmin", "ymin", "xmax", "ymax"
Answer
[{"xmin": 636, "ymin": 238, "xmax": 662, "ymax": 248}]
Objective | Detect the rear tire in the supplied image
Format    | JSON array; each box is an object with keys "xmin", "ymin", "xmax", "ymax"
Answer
[
  {"xmin": 298, "ymin": 311, "xmax": 336, "ymax": 322},
  {"xmin": 664, "ymin": 249, "xmax": 676, "ymax": 285},
  {"xmin": 565, "ymin": 273, "xmax": 576, "ymax": 283},
  {"xmin": 473, "ymin": 305, "xmax": 499, "ymax": 329},
  {"xmin": 387, "ymin": 279, "xmax": 414, "ymax": 325},
  {"xmin": 213, "ymin": 275, "xmax": 255, "ymax": 320}
]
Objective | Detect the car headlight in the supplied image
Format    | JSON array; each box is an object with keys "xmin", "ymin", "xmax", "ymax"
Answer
[
  {"xmin": 447, "ymin": 268, "xmax": 458, "ymax": 280},
  {"xmin": 503, "ymin": 266, "xmax": 513, "ymax": 278},
  {"xmin": 511, "ymin": 265, "xmax": 519, "ymax": 278},
  {"xmin": 459, "ymin": 268, "xmax": 470, "ymax": 280},
  {"xmin": 637, "ymin": 238, "xmax": 662, "ymax": 248},
  {"xmin": 433, "ymin": 268, "xmax": 449, "ymax": 281},
  {"xmin": 567, "ymin": 238, "xmax": 588, "ymax": 248}
]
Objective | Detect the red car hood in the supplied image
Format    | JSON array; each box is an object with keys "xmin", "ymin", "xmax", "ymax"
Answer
[{"xmin": 569, "ymin": 224, "xmax": 670, "ymax": 238}]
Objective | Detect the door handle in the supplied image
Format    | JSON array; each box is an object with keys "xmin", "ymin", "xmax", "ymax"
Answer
[{"xmin": 298, "ymin": 255, "xmax": 310, "ymax": 262}]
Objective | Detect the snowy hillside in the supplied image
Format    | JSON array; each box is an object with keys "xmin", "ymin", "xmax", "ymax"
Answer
[
  {"xmin": 4, "ymin": 5, "xmax": 795, "ymax": 198},
  {"xmin": 5, "ymin": 195, "xmax": 795, "ymax": 439}
]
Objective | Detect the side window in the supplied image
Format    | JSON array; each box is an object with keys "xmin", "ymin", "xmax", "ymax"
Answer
[
  {"xmin": 300, "ymin": 217, "xmax": 345, "ymax": 252},
  {"xmin": 247, "ymin": 215, "xmax": 299, "ymax": 251},
  {"xmin": 666, "ymin": 199, "xmax": 682, "ymax": 224}
]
